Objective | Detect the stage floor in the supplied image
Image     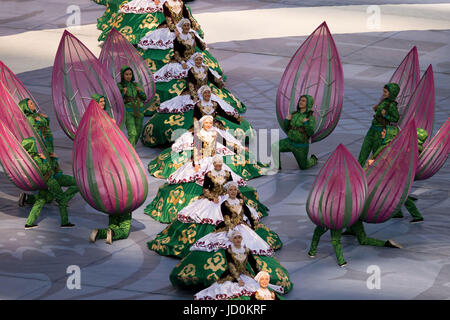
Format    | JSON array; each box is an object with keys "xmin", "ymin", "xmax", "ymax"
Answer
[{"xmin": 0, "ymin": 0, "xmax": 449, "ymax": 299}]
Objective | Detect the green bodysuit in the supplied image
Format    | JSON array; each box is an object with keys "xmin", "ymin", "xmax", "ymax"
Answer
[
  {"xmin": 358, "ymin": 83, "xmax": 400, "ymax": 167},
  {"xmin": 392, "ymin": 128, "xmax": 428, "ymax": 220},
  {"xmin": 272, "ymin": 94, "xmax": 317, "ymax": 170},
  {"xmin": 19, "ymin": 98, "xmax": 54, "ymax": 153},
  {"xmin": 117, "ymin": 66, "xmax": 147, "ymax": 148},
  {"xmin": 21, "ymin": 138, "xmax": 75, "ymax": 227},
  {"xmin": 95, "ymin": 213, "xmax": 132, "ymax": 242}
]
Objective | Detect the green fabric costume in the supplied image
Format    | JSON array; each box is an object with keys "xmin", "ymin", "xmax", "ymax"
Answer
[
  {"xmin": 308, "ymin": 221, "xmax": 390, "ymax": 266},
  {"xmin": 21, "ymin": 138, "xmax": 75, "ymax": 227},
  {"xmin": 19, "ymin": 98, "xmax": 54, "ymax": 153},
  {"xmin": 309, "ymin": 121, "xmax": 408, "ymax": 265},
  {"xmin": 392, "ymin": 128, "xmax": 429, "ymax": 220},
  {"xmin": 117, "ymin": 66, "xmax": 147, "ymax": 148},
  {"xmin": 96, "ymin": 212, "xmax": 132, "ymax": 241},
  {"xmin": 272, "ymin": 94, "xmax": 317, "ymax": 170},
  {"xmin": 358, "ymin": 83, "xmax": 400, "ymax": 166}
]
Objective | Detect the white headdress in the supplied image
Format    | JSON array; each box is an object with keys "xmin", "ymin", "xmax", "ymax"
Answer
[
  {"xmin": 176, "ymin": 18, "xmax": 191, "ymax": 29},
  {"xmin": 199, "ymin": 115, "xmax": 213, "ymax": 127},
  {"xmin": 192, "ymin": 52, "xmax": 203, "ymax": 61},
  {"xmin": 224, "ymin": 181, "xmax": 238, "ymax": 191},
  {"xmin": 212, "ymin": 155, "xmax": 223, "ymax": 164},
  {"xmin": 198, "ymin": 85, "xmax": 212, "ymax": 96},
  {"xmin": 229, "ymin": 229, "xmax": 242, "ymax": 240},
  {"xmin": 254, "ymin": 271, "xmax": 270, "ymax": 283}
]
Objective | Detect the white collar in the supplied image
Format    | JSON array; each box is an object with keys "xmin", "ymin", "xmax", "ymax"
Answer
[
  {"xmin": 227, "ymin": 197, "xmax": 240, "ymax": 205},
  {"xmin": 179, "ymin": 31, "xmax": 193, "ymax": 41},
  {"xmin": 200, "ymin": 99, "xmax": 213, "ymax": 107},
  {"xmin": 211, "ymin": 168, "xmax": 225, "ymax": 176},
  {"xmin": 256, "ymin": 288, "xmax": 273, "ymax": 299},
  {"xmin": 193, "ymin": 65, "xmax": 205, "ymax": 74},
  {"xmin": 231, "ymin": 244, "xmax": 245, "ymax": 255}
]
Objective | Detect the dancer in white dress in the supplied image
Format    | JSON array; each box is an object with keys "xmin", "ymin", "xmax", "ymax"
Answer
[
  {"xmin": 167, "ymin": 115, "xmax": 247, "ymax": 185},
  {"xmin": 194, "ymin": 231, "xmax": 282, "ymax": 300},
  {"xmin": 152, "ymin": 19, "xmax": 208, "ymax": 82},
  {"xmin": 190, "ymin": 181, "xmax": 274, "ymax": 256}
]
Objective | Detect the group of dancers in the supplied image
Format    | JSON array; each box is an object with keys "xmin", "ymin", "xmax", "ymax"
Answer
[{"xmin": 1, "ymin": 0, "xmax": 442, "ymax": 300}]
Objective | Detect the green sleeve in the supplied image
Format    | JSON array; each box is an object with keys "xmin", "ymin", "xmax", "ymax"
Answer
[
  {"xmin": 136, "ymin": 83, "xmax": 147, "ymax": 101},
  {"xmin": 26, "ymin": 115, "xmax": 36, "ymax": 128},
  {"xmin": 372, "ymin": 144, "xmax": 387, "ymax": 159},
  {"xmin": 282, "ymin": 119, "xmax": 290, "ymax": 132},
  {"xmin": 384, "ymin": 102, "xmax": 400, "ymax": 123},
  {"xmin": 303, "ymin": 115, "xmax": 315, "ymax": 137},
  {"xmin": 117, "ymin": 83, "xmax": 125, "ymax": 98}
]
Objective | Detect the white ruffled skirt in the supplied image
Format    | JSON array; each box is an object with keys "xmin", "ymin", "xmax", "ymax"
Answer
[
  {"xmin": 119, "ymin": 0, "xmax": 165, "ymax": 14},
  {"xmin": 190, "ymin": 223, "xmax": 274, "ymax": 256},
  {"xmin": 138, "ymin": 27, "xmax": 175, "ymax": 50},
  {"xmin": 167, "ymin": 157, "xmax": 245, "ymax": 186},
  {"xmin": 158, "ymin": 92, "xmax": 238, "ymax": 115},
  {"xmin": 194, "ymin": 274, "xmax": 259, "ymax": 300},
  {"xmin": 177, "ymin": 195, "xmax": 228, "ymax": 225}
]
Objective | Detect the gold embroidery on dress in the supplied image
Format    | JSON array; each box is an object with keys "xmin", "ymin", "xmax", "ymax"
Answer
[
  {"xmin": 164, "ymin": 114, "xmax": 185, "ymax": 126},
  {"xmin": 204, "ymin": 252, "xmax": 227, "ymax": 273}
]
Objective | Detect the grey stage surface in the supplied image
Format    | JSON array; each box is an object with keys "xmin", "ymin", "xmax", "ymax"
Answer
[{"xmin": 0, "ymin": 0, "xmax": 449, "ymax": 299}]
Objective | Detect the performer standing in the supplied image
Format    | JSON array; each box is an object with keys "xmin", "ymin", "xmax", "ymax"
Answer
[
  {"xmin": 117, "ymin": 66, "xmax": 147, "ymax": 148},
  {"xmin": 358, "ymin": 83, "xmax": 400, "ymax": 166}
]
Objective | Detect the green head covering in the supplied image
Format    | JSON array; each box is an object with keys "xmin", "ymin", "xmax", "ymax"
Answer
[
  {"xmin": 120, "ymin": 66, "xmax": 135, "ymax": 83},
  {"xmin": 21, "ymin": 137, "xmax": 38, "ymax": 156},
  {"xmin": 298, "ymin": 95, "xmax": 314, "ymax": 114},
  {"xmin": 18, "ymin": 98, "xmax": 35, "ymax": 115},
  {"xmin": 91, "ymin": 93, "xmax": 104, "ymax": 103},
  {"xmin": 91, "ymin": 93, "xmax": 107, "ymax": 111},
  {"xmin": 384, "ymin": 83, "xmax": 400, "ymax": 101}
]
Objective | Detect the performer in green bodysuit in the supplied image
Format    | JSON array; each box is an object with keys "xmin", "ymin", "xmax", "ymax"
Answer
[
  {"xmin": 308, "ymin": 125, "xmax": 404, "ymax": 266},
  {"xmin": 117, "ymin": 66, "xmax": 147, "ymax": 148},
  {"xmin": 272, "ymin": 94, "xmax": 317, "ymax": 170},
  {"xmin": 308, "ymin": 222, "xmax": 401, "ymax": 267},
  {"xmin": 21, "ymin": 137, "xmax": 75, "ymax": 229},
  {"xmin": 89, "ymin": 213, "xmax": 132, "ymax": 245},
  {"xmin": 18, "ymin": 98, "xmax": 54, "ymax": 153},
  {"xmin": 18, "ymin": 98, "xmax": 78, "ymax": 208},
  {"xmin": 391, "ymin": 128, "xmax": 428, "ymax": 223},
  {"xmin": 358, "ymin": 83, "xmax": 400, "ymax": 167}
]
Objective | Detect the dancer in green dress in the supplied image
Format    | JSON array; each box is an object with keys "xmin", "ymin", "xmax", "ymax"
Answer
[
  {"xmin": 117, "ymin": 66, "xmax": 147, "ymax": 148},
  {"xmin": 272, "ymin": 94, "xmax": 318, "ymax": 170},
  {"xmin": 358, "ymin": 83, "xmax": 400, "ymax": 166}
]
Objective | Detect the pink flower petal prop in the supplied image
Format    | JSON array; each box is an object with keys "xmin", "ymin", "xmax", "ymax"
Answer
[
  {"xmin": 415, "ymin": 118, "xmax": 450, "ymax": 180},
  {"xmin": 52, "ymin": 30, "xmax": 124, "ymax": 140},
  {"xmin": 276, "ymin": 22, "xmax": 344, "ymax": 143},
  {"xmin": 73, "ymin": 100, "xmax": 148, "ymax": 215},
  {"xmin": 99, "ymin": 28, "xmax": 155, "ymax": 104},
  {"xmin": 306, "ymin": 144, "xmax": 367, "ymax": 230},
  {"xmin": 0, "ymin": 82, "xmax": 48, "ymax": 155},
  {"xmin": 388, "ymin": 46, "xmax": 420, "ymax": 117},
  {"xmin": 0, "ymin": 120, "xmax": 47, "ymax": 191},
  {"xmin": 361, "ymin": 121, "xmax": 418, "ymax": 223},
  {"xmin": 399, "ymin": 65, "xmax": 435, "ymax": 135},
  {"xmin": 0, "ymin": 61, "xmax": 41, "ymax": 112}
]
